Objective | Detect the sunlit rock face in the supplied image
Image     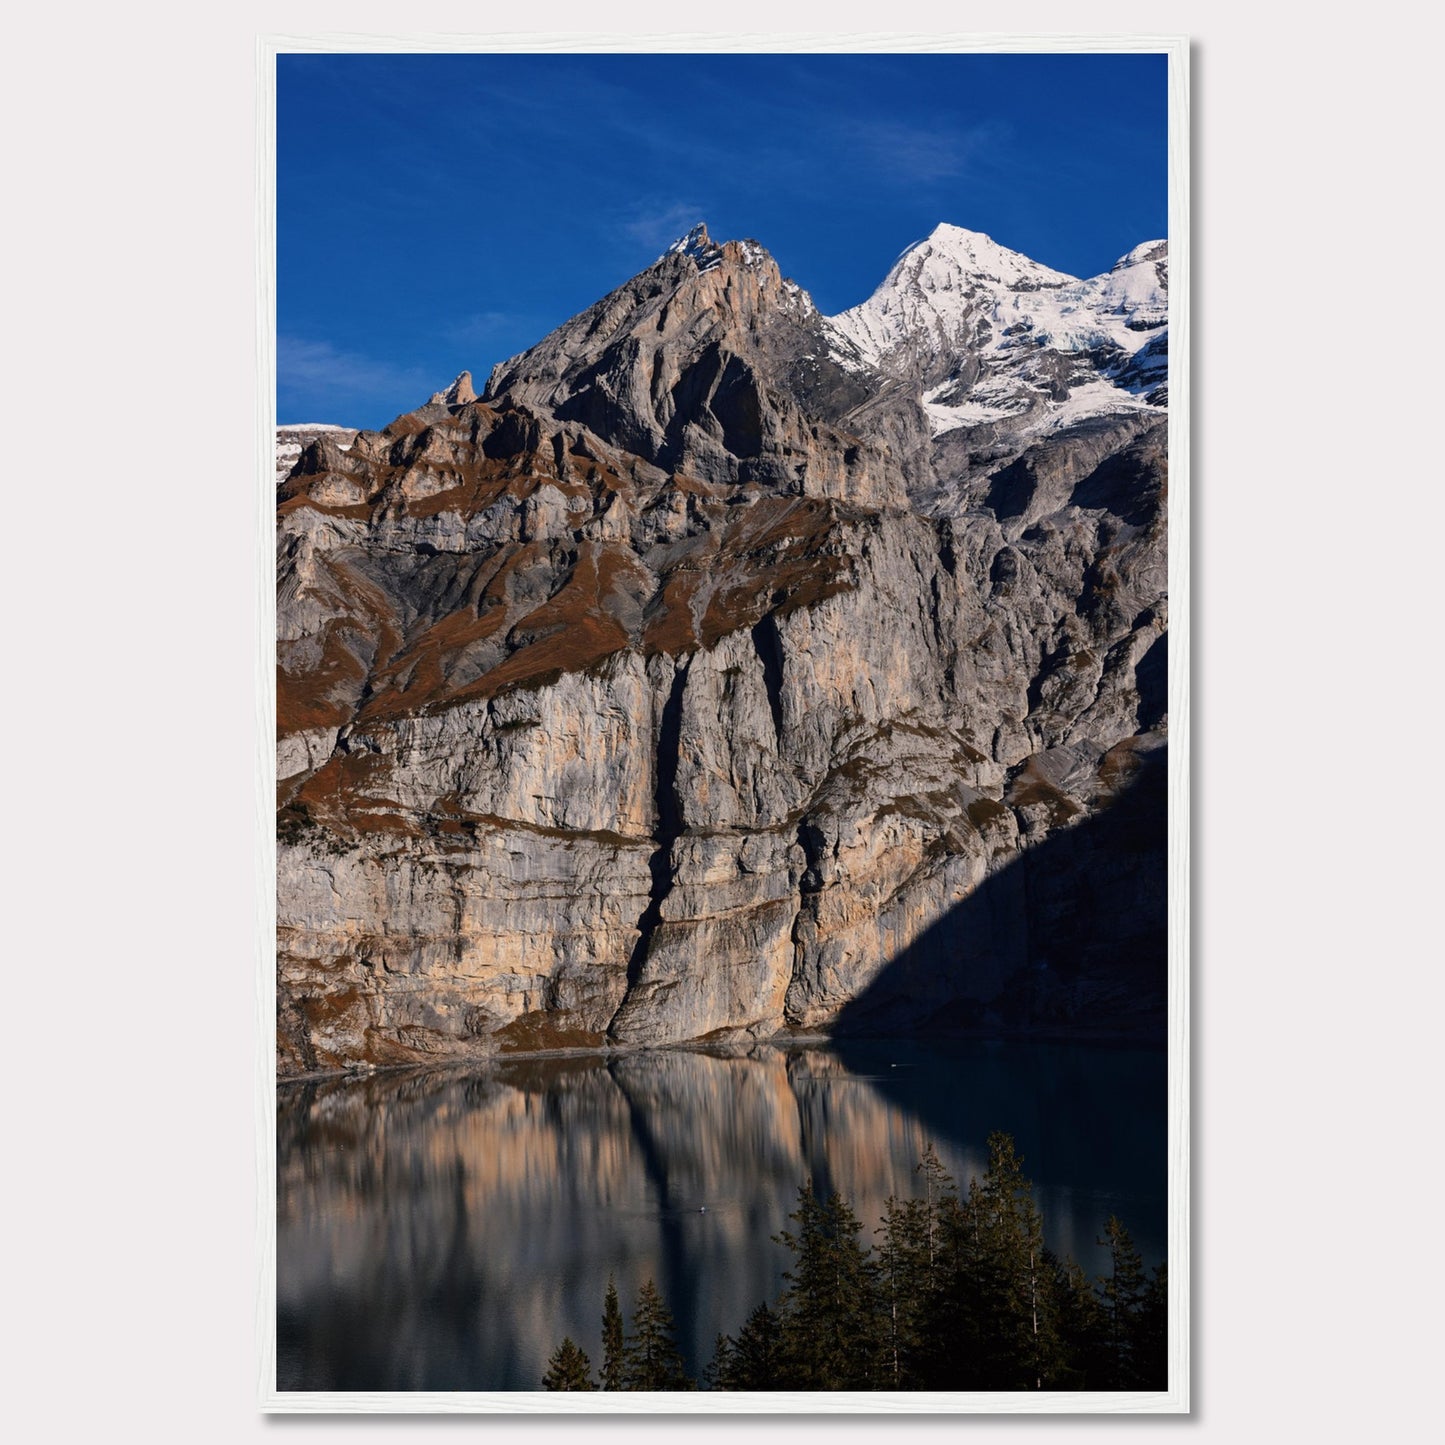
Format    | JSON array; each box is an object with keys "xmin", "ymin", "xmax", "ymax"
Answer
[{"xmin": 276, "ymin": 223, "xmax": 1168, "ymax": 1075}]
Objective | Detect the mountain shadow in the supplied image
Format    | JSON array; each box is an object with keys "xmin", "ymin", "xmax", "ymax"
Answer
[{"xmin": 833, "ymin": 744, "xmax": 1167, "ymax": 1042}]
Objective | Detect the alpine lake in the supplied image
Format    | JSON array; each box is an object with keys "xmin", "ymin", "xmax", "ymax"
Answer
[{"xmin": 276, "ymin": 1037, "xmax": 1166, "ymax": 1392}]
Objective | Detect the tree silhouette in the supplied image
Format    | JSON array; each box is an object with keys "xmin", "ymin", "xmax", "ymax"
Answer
[
  {"xmin": 622, "ymin": 1279, "xmax": 693, "ymax": 1390},
  {"xmin": 541, "ymin": 1337, "xmax": 595, "ymax": 1391},
  {"xmin": 1099, "ymin": 1214, "xmax": 1149, "ymax": 1387},
  {"xmin": 877, "ymin": 1144, "xmax": 958, "ymax": 1386},
  {"xmin": 1136, "ymin": 1262, "xmax": 1169, "ymax": 1390},
  {"xmin": 920, "ymin": 1131, "xmax": 1067, "ymax": 1388},
  {"xmin": 973, "ymin": 1132, "xmax": 1059, "ymax": 1388},
  {"xmin": 1051, "ymin": 1253, "xmax": 1110, "ymax": 1388},
  {"xmin": 774, "ymin": 1182, "xmax": 884, "ymax": 1388},
  {"xmin": 600, "ymin": 1276, "xmax": 625, "ymax": 1391},
  {"xmin": 706, "ymin": 1301, "xmax": 782, "ymax": 1390},
  {"xmin": 702, "ymin": 1333, "xmax": 735, "ymax": 1390},
  {"xmin": 733, "ymin": 1300, "xmax": 783, "ymax": 1388},
  {"xmin": 539, "ymin": 1137, "xmax": 1165, "ymax": 1395}
]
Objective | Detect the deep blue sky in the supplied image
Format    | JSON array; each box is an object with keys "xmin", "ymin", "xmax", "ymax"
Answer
[{"xmin": 278, "ymin": 52, "xmax": 1167, "ymax": 428}]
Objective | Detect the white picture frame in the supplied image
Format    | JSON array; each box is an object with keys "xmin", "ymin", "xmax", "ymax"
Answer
[{"xmin": 257, "ymin": 32, "xmax": 1189, "ymax": 1415}]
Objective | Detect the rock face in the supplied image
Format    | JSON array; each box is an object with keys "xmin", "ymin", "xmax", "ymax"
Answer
[
  {"xmin": 275, "ymin": 423, "xmax": 359, "ymax": 487},
  {"xmin": 276, "ymin": 222, "xmax": 1169, "ymax": 1076}
]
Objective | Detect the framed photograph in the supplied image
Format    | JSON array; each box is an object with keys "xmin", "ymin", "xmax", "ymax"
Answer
[{"xmin": 262, "ymin": 33, "xmax": 1188, "ymax": 1413}]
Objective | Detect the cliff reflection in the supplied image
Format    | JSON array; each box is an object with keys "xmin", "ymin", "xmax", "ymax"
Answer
[{"xmin": 277, "ymin": 1040, "xmax": 1163, "ymax": 1391}]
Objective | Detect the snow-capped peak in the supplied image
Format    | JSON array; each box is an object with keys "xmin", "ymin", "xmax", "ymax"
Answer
[
  {"xmin": 662, "ymin": 222, "xmax": 720, "ymax": 264},
  {"xmin": 1111, "ymin": 239, "xmax": 1168, "ymax": 271},
  {"xmin": 913, "ymin": 223, "xmax": 1077, "ymax": 290},
  {"xmin": 823, "ymin": 221, "xmax": 1169, "ymax": 443},
  {"xmin": 825, "ymin": 225, "xmax": 1078, "ymax": 371}
]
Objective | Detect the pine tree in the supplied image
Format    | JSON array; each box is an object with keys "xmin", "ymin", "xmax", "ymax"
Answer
[
  {"xmin": 876, "ymin": 1197, "xmax": 931, "ymax": 1387},
  {"xmin": 919, "ymin": 1165, "xmax": 978, "ymax": 1389},
  {"xmin": 727, "ymin": 1301, "xmax": 782, "ymax": 1389},
  {"xmin": 1011, "ymin": 1171, "xmax": 1058, "ymax": 1386},
  {"xmin": 622, "ymin": 1279, "xmax": 694, "ymax": 1390},
  {"xmin": 600, "ymin": 1275, "xmax": 625, "ymax": 1391},
  {"xmin": 1098, "ymin": 1215, "xmax": 1149, "ymax": 1388},
  {"xmin": 541, "ymin": 1337, "xmax": 595, "ymax": 1390},
  {"xmin": 1136, "ymin": 1262, "xmax": 1168, "ymax": 1390},
  {"xmin": 940, "ymin": 1132, "xmax": 1060, "ymax": 1389},
  {"xmin": 915, "ymin": 1143, "xmax": 954, "ymax": 1284},
  {"xmin": 566, "ymin": 1142, "xmax": 1165, "ymax": 1396},
  {"xmin": 774, "ymin": 1182, "xmax": 884, "ymax": 1389},
  {"xmin": 702, "ymin": 1333, "xmax": 735, "ymax": 1390},
  {"xmin": 876, "ymin": 1144, "xmax": 959, "ymax": 1387},
  {"xmin": 1050, "ymin": 1252, "xmax": 1109, "ymax": 1388}
]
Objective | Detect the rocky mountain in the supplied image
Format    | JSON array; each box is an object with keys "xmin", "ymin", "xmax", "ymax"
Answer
[
  {"xmin": 275, "ymin": 423, "xmax": 358, "ymax": 487},
  {"xmin": 275, "ymin": 222, "xmax": 1169, "ymax": 1077}
]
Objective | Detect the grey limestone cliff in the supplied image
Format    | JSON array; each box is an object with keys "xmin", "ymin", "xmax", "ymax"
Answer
[{"xmin": 275, "ymin": 222, "xmax": 1168, "ymax": 1076}]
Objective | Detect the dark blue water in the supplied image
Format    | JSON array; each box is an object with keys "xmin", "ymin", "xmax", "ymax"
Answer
[{"xmin": 276, "ymin": 1039, "xmax": 1165, "ymax": 1391}]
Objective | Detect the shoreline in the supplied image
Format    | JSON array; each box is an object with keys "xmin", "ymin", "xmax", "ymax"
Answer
[{"xmin": 274, "ymin": 1020, "xmax": 1165, "ymax": 1088}]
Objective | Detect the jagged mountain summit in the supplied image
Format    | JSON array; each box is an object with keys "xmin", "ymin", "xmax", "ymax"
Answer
[
  {"xmin": 428, "ymin": 369, "xmax": 477, "ymax": 407},
  {"xmin": 661, "ymin": 220, "xmax": 725, "ymax": 269},
  {"xmin": 275, "ymin": 221, "xmax": 1168, "ymax": 1076}
]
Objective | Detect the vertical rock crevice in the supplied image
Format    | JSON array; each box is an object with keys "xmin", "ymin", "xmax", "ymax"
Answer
[
  {"xmin": 784, "ymin": 817, "xmax": 827, "ymax": 1026},
  {"xmin": 609, "ymin": 657, "xmax": 691, "ymax": 1034},
  {"xmin": 750, "ymin": 612, "xmax": 786, "ymax": 747}
]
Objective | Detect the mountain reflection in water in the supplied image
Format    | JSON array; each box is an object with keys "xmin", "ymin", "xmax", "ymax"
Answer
[{"xmin": 276, "ymin": 1039, "xmax": 1164, "ymax": 1392}]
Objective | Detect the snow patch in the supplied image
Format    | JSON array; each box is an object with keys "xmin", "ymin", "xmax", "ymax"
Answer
[
  {"xmin": 920, "ymin": 378, "xmax": 1035, "ymax": 433},
  {"xmin": 275, "ymin": 424, "xmax": 359, "ymax": 485}
]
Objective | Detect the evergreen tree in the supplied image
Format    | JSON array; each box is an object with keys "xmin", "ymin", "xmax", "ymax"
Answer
[
  {"xmin": 562, "ymin": 1141, "xmax": 1166, "ymax": 1397},
  {"xmin": 915, "ymin": 1144, "xmax": 954, "ymax": 1283},
  {"xmin": 982, "ymin": 1132, "xmax": 1062, "ymax": 1387},
  {"xmin": 876, "ymin": 1196, "xmax": 932, "ymax": 1387},
  {"xmin": 932, "ymin": 1132, "xmax": 1060, "ymax": 1389},
  {"xmin": 877, "ymin": 1144, "xmax": 959, "ymax": 1387},
  {"xmin": 1050, "ymin": 1252, "xmax": 1109, "ymax": 1389},
  {"xmin": 1136, "ymin": 1262, "xmax": 1169, "ymax": 1390},
  {"xmin": 702, "ymin": 1333, "xmax": 736, "ymax": 1390},
  {"xmin": 541, "ymin": 1337, "xmax": 595, "ymax": 1391},
  {"xmin": 918, "ymin": 1165, "xmax": 978, "ymax": 1389},
  {"xmin": 1098, "ymin": 1215, "xmax": 1149, "ymax": 1388},
  {"xmin": 600, "ymin": 1275, "xmax": 625, "ymax": 1391},
  {"xmin": 724, "ymin": 1302, "xmax": 782, "ymax": 1389},
  {"xmin": 774, "ymin": 1182, "xmax": 884, "ymax": 1389},
  {"xmin": 622, "ymin": 1279, "xmax": 694, "ymax": 1390}
]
